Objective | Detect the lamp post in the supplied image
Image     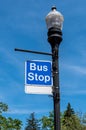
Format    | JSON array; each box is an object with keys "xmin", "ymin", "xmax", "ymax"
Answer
[
  {"xmin": 46, "ymin": 6, "xmax": 64, "ymax": 130},
  {"xmin": 15, "ymin": 6, "xmax": 63, "ymax": 130}
]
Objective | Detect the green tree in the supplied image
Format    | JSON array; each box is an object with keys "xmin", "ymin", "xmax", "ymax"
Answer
[
  {"xmin": 5, "ymin": 117, "xmax": 22, "ymax": 130},
  {"xmin": 61, "ymin": 103, "xmax": 83, "ymax": 130},
  {"xmin": 41, "ymin": 111, "xmax": 54, "ymax": 130},
  {"xmin": 82, "ymin": 113, "xmax": 86, "ymax": 124},
  {"xmin": 41, "ymin": 103, "xmax": 86, "ymax": 130},
  {"xmin": 0, "ymin": 102, "xmax": 8, "ymax": 114},
  {"xmin": 25, "ymin": 112, "xmax": 40, "ymax": 130},
  {"xmin": 64, "ymin": 103, "xmax": 75, "ymax": 117},
  {"xmin": 0, "ymin": 102, "xmax": 22, "ymax": 130},
  {"xmin": 79, "ymin": 113, "xmax": 86, "ymax": 130}
]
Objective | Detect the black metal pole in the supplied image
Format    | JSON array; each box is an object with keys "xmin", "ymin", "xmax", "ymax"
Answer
[
  {"xmin": 52, "ymin": 45, "xmax": 60, "ymax": 130},
  {"xmin": 15, "ymin": 48, "xmax": 52, "ymax": 56},
  {"xmin": 47, "ymin": 27, "xmax": 62, "ymax": 130}
]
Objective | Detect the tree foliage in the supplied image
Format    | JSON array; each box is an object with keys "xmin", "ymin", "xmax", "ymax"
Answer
[
  {"xmin": 25, "ymin": 112, "xmax": 40, "ymax": 130},
  {"xmin": 41, "ymin": 111, "xmax": 54, "ymax": 130},
  {"xmin": 0, "ymin": 102, "xmax": 8, "ymax": 114},
  {"xmin": 61, "ymin": 102, "xmax": 79, "ymax": 129},
  {"xmin": 63, "ymin": 103, "xmax": 75, "ymax": 117},
  {"xmin": 41, "ymin": 103, "xmax": 86, "ymax": 130},
  {"xmin": 0, "ymin": 102, "xmax": 22, "ymax": 130}
]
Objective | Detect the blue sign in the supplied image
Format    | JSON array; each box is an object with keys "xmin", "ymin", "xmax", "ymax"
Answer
[{"xmin": 25, "ymin": 60, "xmax": 52, "ymax": 86}]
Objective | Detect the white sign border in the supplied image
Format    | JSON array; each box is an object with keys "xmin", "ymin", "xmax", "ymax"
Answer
[{"xmin": 25, "ymin": 85, "xmax": 53, "ymax": 95}]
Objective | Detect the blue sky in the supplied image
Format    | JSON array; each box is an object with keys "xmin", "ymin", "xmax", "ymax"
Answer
[{"xmin": 0, "ymin": 0, "xmax": 86, "ymax": 129}]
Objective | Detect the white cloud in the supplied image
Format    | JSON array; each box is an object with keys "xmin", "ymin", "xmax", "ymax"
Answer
[
  {"xmin": 61, "ymin": 62, "xmax": 86, "ymax": 75},
  {"xmin": 6, "ymin": 108, "xmax": 50, "ymax": 115},
  {"xmin": 69, "ymin": 65, "xmax": 86, "ymax": 75},
  {"xmin": 7, "ymin": 109, "xmax": 32, "ymax": 114},
  {"xmin": 61, "ymin": 88, "xmax": 86, "ymax": 96}
]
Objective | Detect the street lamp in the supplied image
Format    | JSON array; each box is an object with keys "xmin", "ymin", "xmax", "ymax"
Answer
[
  {"xmin": 46, "ymin": 6, "xmax": 64, "ymax": 130},
  {"xmin": 15, "ymin": 6, "xmax": 64, "ymax": 130}
]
